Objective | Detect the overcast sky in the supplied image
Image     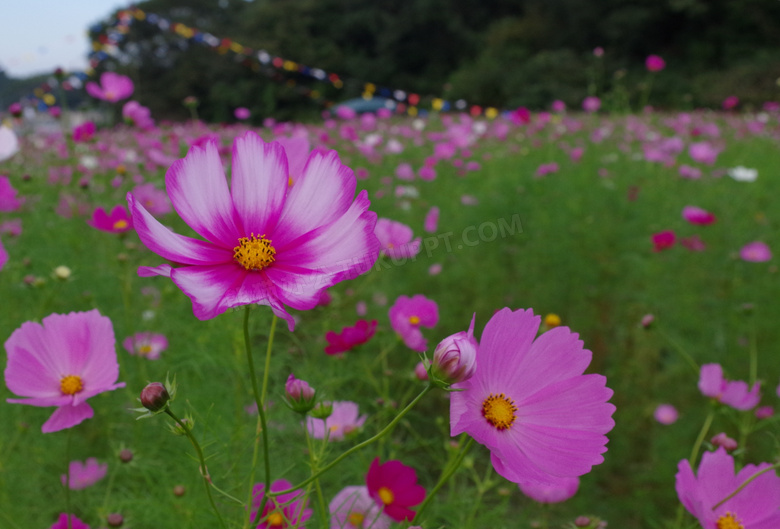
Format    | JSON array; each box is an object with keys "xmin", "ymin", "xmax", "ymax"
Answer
[{"xmin": 0, "ymin": 0, "xmax": 129, "ymax": 78}]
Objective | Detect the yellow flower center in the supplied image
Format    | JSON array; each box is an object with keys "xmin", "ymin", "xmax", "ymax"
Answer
[
  {"xmin": 266, "ymin": 510, "xmax": 285, "ymax": 527},
  {"xmin": 288, "ymin": 176, "xmax": 294, "ymax": 187},
  {"xmin": 60, "ymin": 375, "xmax": 84, "ymax": 395},
  {"xmin": 105, "ymin": 91, "xmax": 116, "ymax": 100},
  {"xmin": 138, "ymin": 344, "xmax": 153, "ymax": 355},
  {"xmin": 482, "ymin": 393, "xmax": 517, "ymax": 430},
  {"xmin": 347, "ymin": 511, "xmax": 365, "ymax": 527},
  {"xmin": 378, "ymin": 486, "xmax": 394, "ymax": 505},
  {"xmin": 544, "ymin": 313, "xmax": 561, "ymax": 328},
  {"xmin": 116, "ymin": 164, "xmax": 127, "ymax": 175},
  {"xmin": 113, "ymin": 219, "xmax": 129, "ymax": 230},
  {"xmin": 408, "ymin": 315, "xmax": 420, "ymax": 325},
  {"xmin": 716, "ymin": 512, "xmax": 744, "ymax": 529},
  {"xmin": 233, "ymin": 234, "xmax": 276, "ymax": 271}
]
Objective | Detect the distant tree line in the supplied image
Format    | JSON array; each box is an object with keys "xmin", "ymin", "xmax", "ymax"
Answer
[{"xmin": 15, "ymin": 0, "xmax": 780, "ymax": 121}]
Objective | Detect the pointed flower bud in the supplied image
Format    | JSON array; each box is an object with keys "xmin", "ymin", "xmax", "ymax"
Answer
[
  {"xmin": 285, "ymin": 373, "xmax": 316, "ymax": 414},
  {"xmin": 430, "ymin": 313, "xmax": 478, "ymax": 387},
  {"xmin": 140, "ymin": 382, "xmax": 170, "ymax": 412}
]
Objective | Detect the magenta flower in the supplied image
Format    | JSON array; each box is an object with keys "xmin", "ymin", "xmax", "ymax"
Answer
[
  {"xmin": 740, "ymin": 241, "xmax": 772, "ymax": 262},
  {"xmin": 535, "ymin": 162, "xmax": 559, "ymax": 178},
  {"xmin": 61, "ymin": 457, "xmax": 108, "ymax": 489},
  {"xmin": 698, "ymin": 363, "xmax": 760, "ymax": 410},
  {"xmin": 375, "ymin": 218, "xmax": 421, "ymax": 259},
  {"xmin": 306, "ymin": 400, "xmax": 366, "ymax": 441},
  {"xmin": 389, "ymin": 294, "xmax": 439, "ymax": 352},
  {"xmin": 645, "ymin": 55, "xmax": 666, "ymax": 72},
  {"xmin": 329, "ymin": 485, "xmax": 392, "ymax": 529},
  {"xmin": 50, "ymin": 513, "xmax": 90, "ymax": 529},
  {"xmin": 72, "ymin": 121, "xmax": 96, "ymax": 143},
  {"xmin": 0, "ymin": 175, "xmax": 22, "ymax": 211},
  {"xmin": 710, "ymin": 432, "xmax": 738, "ymax": 451},
  {"xmin": 128, "ymin": 131, "xmax": 380, "ymax": 330},
  {"xmin": 450, "ymin": 308, "xmax": 615, "ymax": 486},
  {"xmin": 722, "ymin": 95, "xmax": 740, "ymax": 110},
  {"xmin": 682, "ymin": 206, "xmax": 716, "ymax": 225},
  {"xmin": 518, "ymin": 476, "xmax": 579, "ymax": 503},
  {"xmin": 424, "ymin": 206, "xmax": 439, "ymax": 233},
  {"xmin": 130, "ymin": 183, "xmax": 171, "ymax": 216},
  {"xmin": 85, "ymin": 72, "xmax": 134, "ymax": 102},
  {"xmin": 689, "ymin": 141, "xmax": 720, "ymax": 165},
  {"xmin": 366, "ymin": 458, "xmax": 426, "ymax": 522},
  {"xmin": 676, "ymin": 448, "xmax": 780, "ymax": 528},
  {"xmin": 122, "ymin": 100, "xmax": 155, "ymax": 130},
  {"xmin": 87, "ymin": 205, "xmax": 133, "ymax": 233},
  {"xmin": 582, "ymin": 96, "xmax": 601, "ymax": 113},
  {"xmin": 122, "ymin": 332, "xmax": 168, "ymax": 360},
  {"xmin": 652, "ymin": 230, "xmax": 676, "ymax": 252},
  {"xmin": 325, "ymin": 320, "xmax": 377, "ymax": 355},
  {"xmin": 4, "ymin": 310, "xmax": 125, "ymax": 433},
  {"xmin": 653, "ymin": 404, "xmax": 678, "ymax": 425},
  {"xmin": 234, "ymin": 107, "xmax": 251, "ymax": 120},
  {"xmin": 251, "ymin": 478, "xmax": 312, "ymax": 529}
]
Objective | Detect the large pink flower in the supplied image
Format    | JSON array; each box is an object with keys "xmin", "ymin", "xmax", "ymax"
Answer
[
  {"xmin": 85, "ymin": 72, "xmax": 134, "ymax": 102},
  {"xmin": 676, "ymin": 448, "xmax": 780, "ymax": 528},
  {"xmin": 61, "ymin": 457, "xmax": 108, "ymax": 489},
  {"xmin": 128, "ymin": 131, "xmax": 380, "ymax": 330},
  {"xmin": 4, "ymin": 310, "xmax": 125, "ymax": 433},
  {"xmin": 450, "ymin": 308, "xmax": 615, "ymax": 486}
]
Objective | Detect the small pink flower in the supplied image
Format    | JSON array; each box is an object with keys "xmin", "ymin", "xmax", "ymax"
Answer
[
  {"xmin": 122, "ymin": 332, "xmax": 168, "ymax": 360},
  {"xmin": 85, "ymin": 72, "xmax": 134, "ymax": 102},
  {"xmin": 50, "ymin": 513, "xmax": 90, "ymax": 529},
  {"xmin": 688, "ymin": 142, "xmax": 720, "ymax": 165},
  {"xmin": 755, "ymin": 406, "xmax": 773, "ymax": 419},
  {"xmin": 740, "ymin": 241, "xmax": 771, "ymax": 262},
  {"xmin": 424, "ymin": 206, "xmax": 439, "ymax": 233},
  {"xmin": 395, "ymin": 163, "xmax": 415, "ymax": 180},
  {"xmin": 375, "ymin": 218, "xmax": 421, "ymax": 259},
  {"xmin": 710, "ymin": 432, "xmax": 737, "ymax": 451},
  {"xmin": 640, "ymin": 314, "xmax": 655, "ymax": 328},
  {"xmin": 698, "ymin": 363, "xmax": 760, "ymax": 410},
  {"xmin": 593, "ymin": 47, "xmax": 604, "ymax": 57},
  {"xmin": 122, "ymin": 100, "xmax": 155, "ymax": 130},
  {"xmin": 366, "ymin": 458, "xmax": 426, "ymax": 522},
  {"xmin": 678, "ymin": 165, "xmax": 702, "ymax": 179},
  {"xmin": 682, "ymin": 206, "xmax": 716, "ymax": 225},
  {"xmin": 72, "ymin": 121, "xmax": 96, "ymax": 143},
  {"xmin": 460, "ymin": 194, "xmax": 479, "ymax": 205},
  {"xmin": 0, "ymin": 175, "xmax": 22, "ymax": 212},
  {"xmin": 652, "ymin": 230, "xmax": 676, "ymax": 252},
  {"xmin": 681, "ymin": 235, "xmax": 706, "ymax": 252},
  {"xmin": 535, "ymin": 162, "xmax": 559, "ymax": 178},
  {"xmin": 389, "ymin": 294, "xmax": 439, "ymax": 352},
  {"xmin": 61, "ymin": 458, "xmax": 108, "ymax": 489},
  {"xmin": 519, "ymin": 476, "xmax": 580, "ymax": 503},
  {"xmin": 130, "ymin": 183, "xmax": 171, "ymax": 216},
  {"xmin": 307, "ymin": 401, "xmax": 366, "ymax": 441},
  {"xmin": 653, "ymin": 404, "xmax": 678, "ymax": 425},
  {"xmin": 329, "ymin": 485, "xmax": 392, "ymax": 529},
  {"xmin": 551, "ymin": 100, "xmax": 566, "ymax": 113},
  {"xmin": 414, "ymin": 362, "xmax": 428, "ymax": 381},
  {"xmin": 645, "ymin": 55, "xmax": 666, "ymax": 72},
  {"xmin": 325, "ymin": 320, "xmax": 378, "ymax": 355},
  {"xmin": 234, "ymin": 107, "xmax": 251, "ymax": 120},
  {"xmin": 251, "ymin": 479, "xmax": 312, "ymax": 529},
  {"xmin": 428, "ymin": 263, "xmax": 442, "ymax": 276},
  {"xmin": 582, "ymin": 96, "xmax": 601, "ymax": 113},
  {"xmin": 87, "ymin": 205, "xmax": 133, "ymax": 233},
  {"xmin": 722, "ymin": 95, "xmax": 739, "ymax": 110}
]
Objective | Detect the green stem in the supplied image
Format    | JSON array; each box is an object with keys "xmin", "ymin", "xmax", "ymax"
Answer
[
  {"xmin": 748, "ymin": 317, "xmax": 758, "ymax": 386},
  {"xmin": 711, "ymin": 462, "xmax": 780, "ymax": 510},
  {"xmin": 305, "ymin": 424, "xmax": 328, "ymax": 527},
  {"xmin": 413, "ymin": 436, "xmax": 474, "ymax": 523},
  {"xmin": 164, "ymin": 408, "xmax": 227, "ymax": 529},
  {"xmin": 690, "ymin": 408, "xmax": 714, "ymax": 465},
  {"xmin": 656, "ymin": 328, "xmax": 699, "ymax": 375},
  {"xmin": 270, "ymin": 384, "xmax": 435, "ymax": 497}
]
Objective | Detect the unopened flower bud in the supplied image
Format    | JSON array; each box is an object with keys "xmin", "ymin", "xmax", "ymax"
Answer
[
  {"xmin": 285, "ymin": 373, "xmax": 316, "ymax": 414},
  {"xmin": 173, "ymin": 484, "xmax": 186, "ymax": 496},
  {"xmin": 119, "ymin": 449, "xmax": 133, "ymax": 463},
  {"xmin": 710, "ymin": 432, "xmax": 738, "ymax": 451},
  {"xmin": 575, "ymin": 517, "xmax": 591, "ymax": 527},
  {"xmin": 414, "ymin": 361, "xmax": 428, "ymax": 381},
  {"xmin": 106, "ymin": 513, "xmax": 124, "ymax": 527},
  {"xmin": 641, "ymin": 314, "xmax": 654, "ymax": 328},
  {"xmin": 310, "ymin": 401, "xmax": 333, "ymax": 420},
  {"xmin": 430, "ymin": 314, "xmax": 478, "ymax": 386},
  {"xmin": 140, "ymin": 382, "xmax": 170, "ymax": 412}
]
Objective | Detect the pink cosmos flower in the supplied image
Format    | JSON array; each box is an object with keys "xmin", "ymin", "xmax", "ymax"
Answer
[
  {"xmin": 740, "ymin": 241, "xmax": 771, "ymax": 262},
  {"xmin": 0, "ymin": 175, "xmax": 22, "ymax": 211},
  {"xmin": 306, "ymin": 400, "xmax": 367, "ymax": 441},
  {"xmin": 130, "ymin": 183, "xmax": 171, "ymax": 216},
  {"xmin": 676, "ymin": 448, "xmax": 780, "ymax": 529},
  {"xmin": 375, "ymin": 218, "xmax": 421, "ymax": 260},
  {"xmin": 251, "ymin": 478, "xmax": 312, "ymax": 529},
  {"xmin": 366, "ymin": 458, "xmax": 426, "ymax": 522},
  {"xmin": 325, "ymin": 320, "xmax": 378, "ymax": 355},
  {"xmin": 87, "ymin": 205, "xmax": 133, "ymax": 233},
  {"xmin": 518, "ymin": 476, "xmax": 579, "ymax": 503},
  {"xmin": 688, "ymin": 142, "xmax": 720, "ymax": 165},
  {"xmin": 710, "ymin": 432, "xmax": 738, "ymax": 451},
  {"xmin": 678, "ymin": 165, "xmax": 702, "ymax": 179},
  {"xmin": 582, "ymin": 96, "xmax": 601, "ymax": 113},
  {"xmin": 645, "ymin": 55, "xmax": 666, "ymax": 72},
  {"xmin": 389, "ymin": 294, "xmax": 439, "ymax": 352},
  {"xmin": 72, "ymin": 121, "xmax": 96, "ymax": 143},
  {"xmin": 535, "ymin": 162, "xmax": 559, "ymax": 178},
  {"xmin": 682, "ymin": 206, "xmax": 716, "ymax": 225},
  {"xmin": 698, "ymin": 363, "xmax": 760, "ymax": 410},
  {"xmin": 122, "ymin": 100, "xmax": 155, "ymax": 130},
  {"xmin": 681, "ymin": 235, "xmax": 706, "ymax": 252},
  {"xmin": 85, "ymin": 72, "xmax": 134, "ymax": 102},
  {"xmin": 450, "ymin": 308, "xmax": 615, "ymax": 486},
  {"xmin": 0, "ymin": 126, "xmax": 19, "ymax": 161},
  {"xmin": 61, "ymin": 457, "xmax": 108, "ymax": 489},
  {"xmin": 50, "ymin": 513, "xmax": 90, "ymax": 529},
  {"xmin": 424, "ymin": 206, "xmax": 439, "ymax": 233},
  {"xmin": 551, "ymin": 100, "xmax": 566, "ymax": 113},
  {"xmin": 653, "ymin": 404, "xmax": 678, "ymax": 425},
  {"xmin": 395, "ymin": 163, "xmax": 415, "ymax": 181},
  {"xmin": 329, "ymin": 486, "xmax": 392, "ymax": 529},
  {"xmin": 722, "ymin": 95, "xmax": 739, "ymax": 110},
  {"xmin": 4, "ymin": 309, "xmax": 125, "ymax": 433},
  {"xmin": 122, "ymin": 332, "xmax": 168, "ymax": 360},
  {"xmin": 234, "ymin": 107, "xmax": 251, "ymax": 120},
  {"xmin": 128, "ymin": 131, "xmax": 380, "ymax": 331},
  {"xmin": 652, "ymin": 230, "xmax": 676, "ymax": 252},
  {"xmin": 755, "ymin": 406, "xmax": 773, "ymax": 419}
]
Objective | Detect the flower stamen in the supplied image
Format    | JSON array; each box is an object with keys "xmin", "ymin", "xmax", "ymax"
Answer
[
  {"xmin": 408, "ymin": 315, "xmax": 420, "ymax": 325},
  {"xmin": 716, "ymin": 512, "xmax": 744, "ymax": 529},
  {"xmin": 60, "ymin": 375, "xmax": 84, "ymax": 395},
  {"xmin": 482, "ymin": 393, "xmax": 517, "ymax": 430},
  {"xmin": 233, "ymin": 233, "xmax": 276, "ymax": 271},
  {"xmin": 378, "ymin": 486, "xmax": 394, "ymax": 505},
  {"xmin": 347, "ymin": 512, "xmax": 365, "ymax": 527}
]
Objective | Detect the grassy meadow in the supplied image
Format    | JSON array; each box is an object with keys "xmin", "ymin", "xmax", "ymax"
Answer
[{"xmin": 1, "ymin": 107, "xmax": 779, "ymax": 529}]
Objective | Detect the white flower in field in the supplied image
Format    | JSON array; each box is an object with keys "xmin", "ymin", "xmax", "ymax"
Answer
[
  {"xmin": 728, "ymin": 166, "xmax": 758, "ymax": 182},
  {"xmin": 79, "ymin": 155, "xmax": 98, "ymax": 170},
  {"xmin": 0, "ymin": 125, "xmax": 19, "ymax": 161},
  {"xmin": 412, "ymin": 118, "xmax": 426, "ymax": 131}
]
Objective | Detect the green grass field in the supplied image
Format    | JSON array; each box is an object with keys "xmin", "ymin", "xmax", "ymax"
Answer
[{"xmin": 1, "ymin": 109, "xmax": 779, "ymax": 529}]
